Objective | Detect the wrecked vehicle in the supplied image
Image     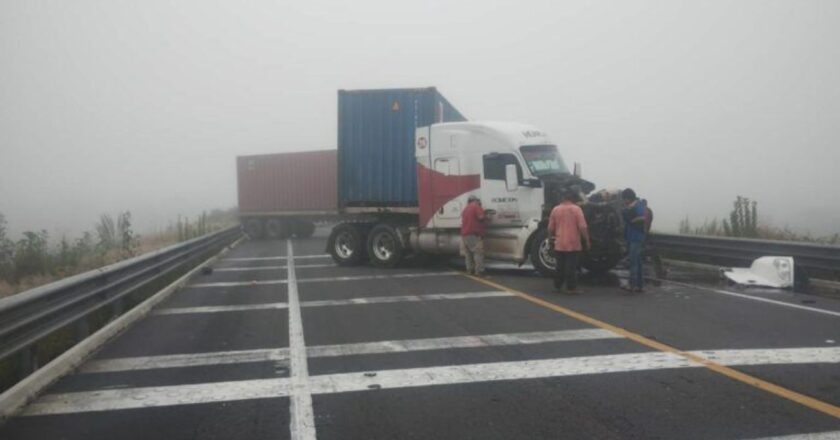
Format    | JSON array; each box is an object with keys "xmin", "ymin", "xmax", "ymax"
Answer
[{"xmin": 533, "ymin": 182, "xmax": 625, "ymax": 275}]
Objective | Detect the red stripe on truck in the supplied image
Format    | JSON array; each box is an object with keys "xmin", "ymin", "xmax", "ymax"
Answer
[{"xmin": 417, "ymin": 164, "xmax": 481, "ymax": 227}]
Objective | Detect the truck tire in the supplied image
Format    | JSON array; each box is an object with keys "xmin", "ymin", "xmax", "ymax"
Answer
[
  {"xmin": 367, "ymin": 224, "xmax": 404, "ymax": 268},
  {"xmin": 265, "ymin": 219, "xmax": 291, "ymax": 240},
  {"xmin": 293, "ymin": 221, "xmax": 316, "ymax": 238},
  {"xmin": 328, "ymin": 223, "xmax": 366, "ymax": 266},
  {"xmin": 529, "ymin": 229, "xmax": 556, "ymax": 277},
  {"xmin": 244, "ymin": 219, "xmax": 264, "ymax": 239}
]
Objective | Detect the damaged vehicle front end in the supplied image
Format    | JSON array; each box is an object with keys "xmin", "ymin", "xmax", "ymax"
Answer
[{"xmin": 529, "ymin": 175, "xmax": 625, "ymax": 276}]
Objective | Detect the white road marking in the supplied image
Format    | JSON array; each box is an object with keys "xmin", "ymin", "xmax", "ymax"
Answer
[
  {"xmin": 748, "ymin": 432, "xmax": 840, "ymax": 439},
  {"xmin": 300, "ymin": 291, "xmax": 512, "ymax": 307},
  {"xmin": 23, "ymin": 347, "xmax": 840, "ymax": 416},
  {"xmin": 152, "ymin": 291, "xmax": 512, "ymax": 315},
  {"xmin": 306, "ymin": 346, "xmax": 840, "ymax": 395},
  {"xmin": 23, "ymin": 377, "xmax": 291, "ymax": 415},
  {"xmin": 80, "ymin": 329, "xmax": 619, "ymax": 373},
  {"xmin": 697, "ymin": 347, "xmax": 840, "ymax": 365},
  {"xmin": 153, "ymin": 303, "xmax": 289, "ymax": 315},
  {"xmin": 307, "ymin": 351, "xmax": 694, "ymax": 395},
  {"xmin": 215, "ymin": 264, "xmax": 335, "ymax": 272},
  {"xmin": 187, "ymin": 271, "xmax": 458, "ymax": 288},
  {"xmin": 225, "ymin": 254, "xmax": 330, "ymax": 261},
  {"xmin": 664, "ymin": 280, "xmax": 840, "ymax": 318},
  {"xmin": 296, "ymin": 272, "xmax": 458, "ymax": 284},
  {"xmin": 286, "ymin": 240, "xmax": 317, "ymax": 440},
  {"xmin": 189, "ymin": 279, "xmax": 287, "ymax": 288},
  {"xmin": 306, "ymin": 328, "xmax": 619, "ymax": 358},
  {"xmin": 81, "ymin": 348, "xmax": 290, "ymax": 373}
]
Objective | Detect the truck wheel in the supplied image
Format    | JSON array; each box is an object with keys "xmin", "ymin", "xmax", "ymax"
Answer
[
  {"xmin": 529, "ymin": 229, "xmax": 556, "ymax": 277},
  {"xmin": 244, "ymin": 219, "xmax": 264, "ymax": 239},
  {"xmin": 293, "ymin": 221, "xmax": 316, "ymax": 238},
  {"xmin": 265, "ymin": 219, "xmax": 290, "ymax": 240},
  {"xmin": 328, "ymin": 224, "xmax": 366, "ymax": 266},
  {"xmin": 367, "ymin": 224, "xmax": 404, "ymax": 268}
]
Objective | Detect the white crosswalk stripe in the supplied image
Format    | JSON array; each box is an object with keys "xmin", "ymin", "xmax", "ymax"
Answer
[
  {"xmin": 80, "ymin": 328, "xmax": 621, "ymax": 373},
  {"xmin": 24, "ymin": 346, "xmax": 840, "ymax": 416},
  {"xmin": 187, "ymin": 272, "xmax": 458, "ymax": 288},
  {"xmin": 152, "ymin": 291, "xmax": 512, "ymax": 315}
]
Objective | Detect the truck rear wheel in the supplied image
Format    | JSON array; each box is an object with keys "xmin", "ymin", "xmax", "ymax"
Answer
[
  {"xmin": 328, "ymin": 224, "xmax": 366, "ymax": 266},
  {"xmin": 529, "ymin": 229, "xmax": 556, "ymax": 277},
  {"xmin": 244, "ymin": 219, "xmax": 264, "ymax": 239},
  {"xmin": 293, "ymin": 221, "xmax": 316, "ymax": 238},
  {"xmin": 265, "ymin": 219, "xmax": 291, "ymax": 240},
  {"xmin": 367, "ymin": 224, "xmax": 404, "ymax": 268}
]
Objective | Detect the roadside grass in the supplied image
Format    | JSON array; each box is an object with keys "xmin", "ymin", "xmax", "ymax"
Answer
[
  {"xmin": 0, "ymin": 208, "xmax": 237, "ymax": 298},
  {"xmin": 678, "ymin": 196, "xmax": 839, "ymax": 245}
]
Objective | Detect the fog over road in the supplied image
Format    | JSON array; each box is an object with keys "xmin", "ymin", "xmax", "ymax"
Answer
[{"xmin": 1, "ymin": 1, "xmax": 839, "ymax": 238}]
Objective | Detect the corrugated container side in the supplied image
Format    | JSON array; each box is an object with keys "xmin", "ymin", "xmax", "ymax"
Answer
[
  {"xmin": 338, "ymin": 87, "xmax": 466, "ymax": 208},
  {"xmin": 237, "ymin": 150, "xmax": 338, "ymax": 213}
]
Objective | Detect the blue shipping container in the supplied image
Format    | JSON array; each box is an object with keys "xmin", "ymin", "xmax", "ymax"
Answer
[{"xmin": 338, "ymin": 87, "xmax": 466, "ymax": 208}]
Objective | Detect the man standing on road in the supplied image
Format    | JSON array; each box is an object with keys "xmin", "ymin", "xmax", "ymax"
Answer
[
  {"xmin": 622, "ymin": 188, "xmax": 648, "ymax": 293},
  {"xmin": 548, "ymin": 190, "xmax": 590, "ymax": 294},
  {"xmin": 461, "ymin": 195, "xmax": 488, "ymax": 276}
]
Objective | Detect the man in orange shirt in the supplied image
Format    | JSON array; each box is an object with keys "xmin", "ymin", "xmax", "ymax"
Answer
[{"xmin": 547, "ymin": 190, "xmax": 591, "ymax": 293}]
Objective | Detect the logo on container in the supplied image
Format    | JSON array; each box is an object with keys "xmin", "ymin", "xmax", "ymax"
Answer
[{"xmin": 417, "ymin": 137, "xmax": 428, "ymax": 149}]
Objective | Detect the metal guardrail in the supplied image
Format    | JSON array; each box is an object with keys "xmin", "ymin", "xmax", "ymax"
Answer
[
  {"xmin": 0, "ymin": 226, "xmax": 242, "ymax": 388},
  {"xmin": 649, "ymin": 233, "xmax": 840, "ymax": 281}
]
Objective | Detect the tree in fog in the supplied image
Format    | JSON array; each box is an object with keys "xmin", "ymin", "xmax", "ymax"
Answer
[
  {"xmin": 117, "ymin": 211, "xmax": 139, "ymax": 257},
  {"xmin": 13, "ymin": 230, "xmax": 50, "ymax": 282},
  {"xmin": 0, "ymin": 214, "xmax": 14, "ymax": 279},
  {"xmin": 96, "ymin": 214, "xmax": 117, "ymax": 251}
]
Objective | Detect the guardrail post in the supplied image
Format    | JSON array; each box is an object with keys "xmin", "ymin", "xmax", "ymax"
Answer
[
  {"xmin": 111, "ymin": 298, "xmax": 124, "ymax": 318},
  {"xmin": 19, "ymin": 346, "xmax": 37, "ymax": 376},
  {"xmin": 74, "ymin": 317, "xmax": 90, "ymax": 342}
]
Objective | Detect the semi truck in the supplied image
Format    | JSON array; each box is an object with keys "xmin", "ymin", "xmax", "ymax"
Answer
[
  {"xmin": 327, "ymin": 87, "xmax": 623, "ymax": 276},
  {"xmin": 237, "ymin": 150, "xmax": 338, "ymax": 239}
]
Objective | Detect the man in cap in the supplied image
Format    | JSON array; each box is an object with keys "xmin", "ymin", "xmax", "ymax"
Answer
[{"xmin": 461, "ymin": 194, "xmax": 488, "ymax": 276}]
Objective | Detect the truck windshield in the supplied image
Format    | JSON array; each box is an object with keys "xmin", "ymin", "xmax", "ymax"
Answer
[{"xmin": 520, "ymin": 145, "xmax": 570, "ymax": 176}]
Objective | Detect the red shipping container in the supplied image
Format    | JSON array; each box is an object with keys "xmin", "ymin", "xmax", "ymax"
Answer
[{"xmin": 237, "ymin": 150, "xmax": 338, "ymax": 214}]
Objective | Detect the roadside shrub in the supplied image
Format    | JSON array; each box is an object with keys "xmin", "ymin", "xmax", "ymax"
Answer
[
  {"xmin": 117, "ymin": 211, "xmax": 139, "ymax": 257},
  {"xmin": 0, "ymin": 214, "xmax": 14, "ymax": 280},
  {"xmin": 0, "ymin": 208, "xmax": 237, "ymax": 297},
  {"xmin": 680, "ymin": 196, "xmax": 838, "ymax": 244},
  {"xmin": 13, "ymin": 231, "xmax": 50, "ymax": 282}
]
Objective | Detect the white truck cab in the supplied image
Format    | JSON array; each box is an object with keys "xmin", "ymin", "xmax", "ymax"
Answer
[{"xmin": 411, "ymin": 121, "xmax": 578, "ymax": 269}]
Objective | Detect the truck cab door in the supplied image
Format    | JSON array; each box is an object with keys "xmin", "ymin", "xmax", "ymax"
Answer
[
  {"xmin": 481, "ymin": 153, "xmax": 525, "ymax": 227},
  {"xmin": 432, "ymin": 157, "xmax": 463, "ymax": 227}
]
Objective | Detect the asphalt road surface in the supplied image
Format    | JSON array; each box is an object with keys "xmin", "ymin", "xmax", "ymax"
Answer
[{"xmin": 1, "ymin": 229, "xmax": 839, "ymax": 439}]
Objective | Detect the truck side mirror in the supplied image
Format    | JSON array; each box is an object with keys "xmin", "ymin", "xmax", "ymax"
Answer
[
  {"xmin": 573, "ymin": 162, "xmax": 582, "ymax": 178},
  {"xmin": 505, "ymin": 164, "xmax": 519, "ymax": 191}
]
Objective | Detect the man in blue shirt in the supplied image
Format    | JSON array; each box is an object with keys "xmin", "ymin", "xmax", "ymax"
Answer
[{"xmin": 622, "ymin": 188, "xmax": 647, "ymax": 293}]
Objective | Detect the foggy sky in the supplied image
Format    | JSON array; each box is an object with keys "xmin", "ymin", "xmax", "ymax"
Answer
[{"xmin": 2, "ymin": 0, "xmax": 839, "ymax": 239}]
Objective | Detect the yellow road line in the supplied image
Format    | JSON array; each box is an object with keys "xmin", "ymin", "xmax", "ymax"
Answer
[{"xmin": 462, "ymin": 273, "xmax": 840, "ymax": 420}]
